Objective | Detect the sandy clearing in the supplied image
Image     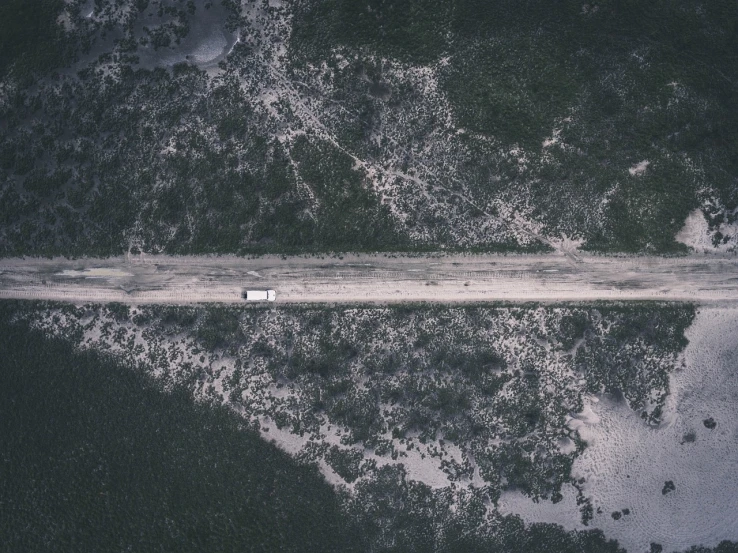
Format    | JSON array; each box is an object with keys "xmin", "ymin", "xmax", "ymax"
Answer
[
  {"xmin": 1, "ymin": 253, "xmax": 738, "ymax": 305},
  {"xmin": 499, "ymin": 306, "xmax": 738, "ymax": 552},
  {"xmin": 629, "ymin": 160, "xmax": 650, "ymax": 176},
  {"xmin": 678, "ymin": 208, "xmax": 738, "ymax": 254}
]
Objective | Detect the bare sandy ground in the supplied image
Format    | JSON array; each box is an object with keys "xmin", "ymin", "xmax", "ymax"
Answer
[
  {"xmin": 499, "ymin": 305, "xmax": 738, "ymax": 552},
  {"xmin": 1, "ymin": 252, "xmax": 737, "ymax": 304}
]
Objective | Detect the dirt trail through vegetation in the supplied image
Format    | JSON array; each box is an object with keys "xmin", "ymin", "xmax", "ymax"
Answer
[{"xmin": 1, "ymin": 253, "xmax": 737, "ymax": 305}]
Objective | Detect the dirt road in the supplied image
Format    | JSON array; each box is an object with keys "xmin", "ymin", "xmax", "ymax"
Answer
[{"xmin": 1, "ymin": 253, "xmax": 737, "ymax": 305}]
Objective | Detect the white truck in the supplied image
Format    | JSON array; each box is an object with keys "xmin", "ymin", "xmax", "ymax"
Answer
[{"xmin": 242, "ymin": 289, "xmax": 276, "ymax": 302}]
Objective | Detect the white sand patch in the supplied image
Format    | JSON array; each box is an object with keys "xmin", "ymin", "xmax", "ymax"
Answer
[
  {"xmin": 542, "ymin": 129, "xmax": 561, "ymax": 149},
  {"xmin": 499, "ymin": 307, "xmax": 738, "ymax": 552},
  {"xmin": 56, "ymin": 12, "xmax": 74, "ymax": 32},
  {"xmin": 384, "ymin": 446, "xmax": 453, "ymax": 489},
  {"xmin": 58, "ymin": 268, "xmax": 133, "ymax": 278},
  {"xmin": 498, "ymin": 483, "xmax": 582, "ymax": 528},
  {"xmin": 189, "ymin": 33, "xmax": 228, "ymax": 66},
  {"xmin": 629, "ymin": 160, "xmax": 650, "ymax": 176},
  {"xmin": 676, "ymin": 209, "xmax": 713, "ymax": 251},
  {"xmin": 258, "ymin": 416, "xmax": 309, "ymax": 456},
  {"xmin": 557, "ymin": 437, "xmax": 577, "ymax": 455},
  {"xmin": 677, "ymin": 208, "xmax": 738, "ymax": 253}
]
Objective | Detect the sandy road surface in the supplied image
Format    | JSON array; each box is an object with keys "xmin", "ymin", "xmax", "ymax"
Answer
[{"xmin": 0, "ymin": 253, "xmax": 737, "ymax": 305}]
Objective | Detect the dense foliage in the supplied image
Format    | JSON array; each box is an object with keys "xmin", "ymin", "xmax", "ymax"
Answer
[
  {"xmin": 0, "ymin": 304, "xmax": 356, "ymax": 552},
  {"xmin": 290, "ymin": 0, "xmax": 738, "ymax": 253},
  {"xmin": 1, "ymin": 0, "xmax": 737, "ymax": 255},
  {"xmin": 0, "ymin": 0, "xmax": 69, "ymax": 79}
]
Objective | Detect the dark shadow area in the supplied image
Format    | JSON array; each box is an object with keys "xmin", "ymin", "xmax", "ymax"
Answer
[{"xmin": 0, "ymin": 303, "xmax": 358, "ymax": 553}]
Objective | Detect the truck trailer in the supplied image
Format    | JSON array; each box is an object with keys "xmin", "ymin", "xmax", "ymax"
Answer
[{"xmin": 242, "ymin": 289, "xmax": 276, "ymax": 301}]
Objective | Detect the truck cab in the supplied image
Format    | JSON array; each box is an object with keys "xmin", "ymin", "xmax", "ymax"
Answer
[{"xmin": 242, "ymin": 289, "xmax": 276, "ymax": 301}]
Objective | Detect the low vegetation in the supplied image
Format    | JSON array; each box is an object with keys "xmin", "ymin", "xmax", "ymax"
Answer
[
  {"xmin": 0, "ymin": 304, "xmax": 356, "ymax": 552},
  {"xmin": 1, "ymin": 1, "xmax": 737, "ymax": 256}
]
